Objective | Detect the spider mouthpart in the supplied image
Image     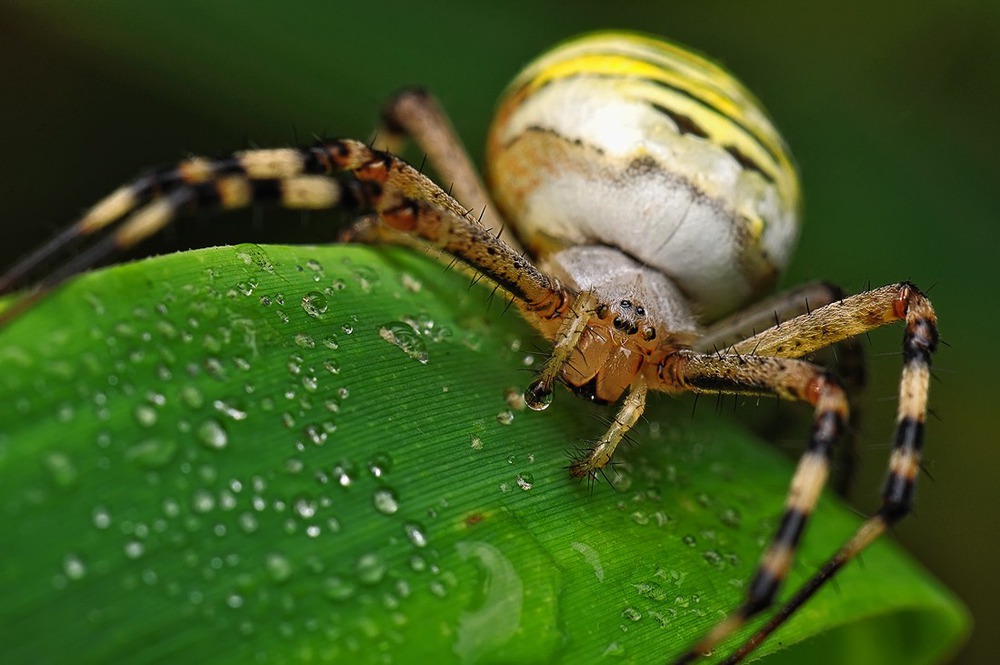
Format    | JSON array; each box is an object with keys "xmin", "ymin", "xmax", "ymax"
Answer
[{"xmin": 524, "ymin": 379, "xmax": 554, "ymax": 411}]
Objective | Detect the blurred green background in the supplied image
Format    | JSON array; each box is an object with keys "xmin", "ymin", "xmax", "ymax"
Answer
[{"xmin": 1, "ymin": 1, "xmax": 995, "ymax": 662}]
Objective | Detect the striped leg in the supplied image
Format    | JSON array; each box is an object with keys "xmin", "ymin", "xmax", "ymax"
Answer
[
  {"xmin": 0, "ymin": 139, "xmax": 570, "ymax": 326},
  {"xmin": 658, "ymin": 351, "xmax": 850, "ymax": 664},
  {"xmin": 670, "ymin": 282, "xmax": 937, "ymax": 664}
]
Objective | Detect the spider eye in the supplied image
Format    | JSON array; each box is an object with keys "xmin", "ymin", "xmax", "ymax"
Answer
[
  {"xmin": 619, "ymin": 299, "xmax": 632, "ymax": 310},
  {"xmin": 635, "ymin": 306, "xmax": 646, "ymax": 317},
  {"xmin": 643, "ymin": 327, "xmax": 656, "ymax": 341},
  {"xmin": 596, "ymin": 304, "xmax": 609, "ymax": 319}
]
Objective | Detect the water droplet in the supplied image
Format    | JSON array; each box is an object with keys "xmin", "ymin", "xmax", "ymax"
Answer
[
  {"xmin": 324, "ymin": 575, "xmax": 356, "ymax": 601},
  {"xmin": 403, "ymin": 522, "xmax": 428, "ymax": 548},
  {"xmin": 470, "ymin": 435, "xmax": 483, "ymax": 450},
  {"xmin": 622, "ymin": 607, "xmax": 642, "ymax": 622},
  {"xmin": 294, "ymin": 496, "xmax": 317, "ymax": 519},
  {"xmin": 133, "ymin": 404, "xmax": 158, "ymax": 427},
  {"xmin": 191, "ymin": 489, "xmax": 215, "ymax": 514},
  {"xmin": 603, "ymin": 642, "xmax": 626, "ymax": 657},
  {"xmin": 633, "ymin": 582, "xmax": 669, "ymax": 601},
  {"xmin": 180, "ymin": 385, "xmax": 204, "ymax": 409},
  {"xmin": 266, "ymin": 553, "xmax": 293, "ymax": 583},
  {"xmin": 631, "ymin": 511, "xmax": 650, "ymax": 526},
  {"xmin": 237, "ymin": 512, "xmax": 258, "ymax": 534},
  {"xmin": 515, "ymin": 472, "xmax": 534, "ymax": 491},
  {"xmin": 378, "ymin": 321, "xmax": 428, "ymax": 364},
  {"xmin": 126, "ymin": 438, "xmax": 178, "ymax": 469},
  {"xmin": 332, "ymin": 460, "xmax": 355, "ymax": 487},
  {"xmin": 43, "ymin": 452, "xmax": 78, "ymax": 487},
  {"xmin": 197, "ymin": 419, "xmax": 229, "ymax": 450},
  {"xmin": 301, "ymin": 374, "xmax": 319, "ymax": 393},
  {"xmin": 720, "ymin": 508, "xmax": 742, "ymax": 528},
  {"xmin": 92, "ymin": 506, "xmax": 112, "ymax": 529},
  {"xmin": 682, "ymin": 534, "xmax": 697, "ymax": 547},
  {"xmin": 496, "ymin": 410, "xmax": 514, "ymax": 425},
  {"xmin": 367, "ymin": 453, "xmax": 392, "ymax": 479},
  {"xmin": 124, "ymin": 540, "xmax": 145, "ymax": 559},
  {"xmin": 62, "ymin": 553, "xmax": 87, "ymax": 580},
  {"xmin": 213, "ymin": 399, "xmax": 247, "ymax": 421},
  {"xmin": 301, "ymin": 291, "xmax": 328, "ymax": 318},
  {"xmin": 703, "ymin": 550, "xmax": 723, "ymax": 568},
  {"xmin": 355, "ymin": 552, "xmax": 387, "ymax": 585},
  {"xmin": 372, "ymin": 488, "xmax": 399, "ymax": 515}
]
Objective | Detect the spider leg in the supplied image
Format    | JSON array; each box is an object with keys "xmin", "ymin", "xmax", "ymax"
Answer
[
  {"xmin": 658, "ymin": 351, "xmax": 850, "ymax": 664},
  {"xmin": 694, "ymin": 281, "xmax": 844, "ymax": 352},
  {"xmin": 524, "ymin": 290, "xmax": 598, "ymax": 410},
  {"xmin": 569, "ymin": 375, "xmax": 648, "ymax": 479},
  {"xmin": 697, "ymin": 281, "xmax": 866, "ymax": 497},
  {"xmin": 0, "ymin": 139, "xmax": 571, "ymax": 326},
  {"xmin": 670, "ymin": 282, "xmax": 937, "ymax": 664},
  {"xmin": 374, "ymin": 88, "xmax": 521, "ymax": 253}
]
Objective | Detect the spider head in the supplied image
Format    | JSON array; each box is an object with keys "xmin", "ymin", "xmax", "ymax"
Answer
[{"xmin": 597, "ymin": 298, "xmax": 657, "ymax": 342}]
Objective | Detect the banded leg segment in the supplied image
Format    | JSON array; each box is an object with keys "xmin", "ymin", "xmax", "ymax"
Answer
[
  {"xmin": 655, "ymin": 351, "xmax": 849, "ymax": 664},
  {"xmin": 672, "ymin": 282, "xmax": 938, "ymax": 664},
  {"xmin": 0, "ymin": 139, "xmax": 570, "ymax": 325}
]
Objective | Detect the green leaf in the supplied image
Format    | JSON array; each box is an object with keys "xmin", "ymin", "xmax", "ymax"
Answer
[{"xmin": 0, "ymin": 245, "xmax": 968, "ymax": 663}]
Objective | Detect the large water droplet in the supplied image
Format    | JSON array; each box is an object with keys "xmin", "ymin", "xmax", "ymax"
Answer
[
  {"xmin": 191, "ymin": 489, "xmax": 216, "ymax": 514},
  {"xmin": 378, "ymin": 322, "xmax": 428, "ymax": 364},
  {"xmin": 372, "ymin": 488, "xmax": 399, "ymax": 515},
  {"xmin": 301, "ymin": 291, "xmax": 329, "ymax": 318},
  {"xmin": 133, "ymin": 404, "xmax": 158, "ymax": 428},
  {"xmin": 197, "ymin": 419, "xmax": 229, "ymax": 450}
]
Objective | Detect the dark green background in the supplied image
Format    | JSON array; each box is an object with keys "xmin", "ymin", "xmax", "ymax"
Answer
[{"xmin": 1, "ymin": 2, "xmax": 995, "ymax": 662}]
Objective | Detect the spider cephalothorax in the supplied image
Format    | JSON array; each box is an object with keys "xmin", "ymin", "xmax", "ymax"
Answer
[{"xmin": 0, "ymin": 31, "xmax": 938, "ymax": 665}]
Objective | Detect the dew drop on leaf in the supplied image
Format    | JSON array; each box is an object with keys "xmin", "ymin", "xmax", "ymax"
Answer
[
  {"xmin": 378, "ymin": 321, "xmax": 429, "ymax": 364},
  {"xmin": 197, "ymin": 419, "xmax": 229, "ymax": 450},
  {"xmin": 372, "ymin": 488, "xmax": 399, "ymax": 515}
]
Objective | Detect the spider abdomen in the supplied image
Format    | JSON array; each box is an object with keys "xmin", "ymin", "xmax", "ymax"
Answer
[{"xmin": 486, "ymin": 31, "xmax": 801, "ymax": 322}]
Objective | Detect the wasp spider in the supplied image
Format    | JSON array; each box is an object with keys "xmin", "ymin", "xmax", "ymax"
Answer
[{"xmin": 0, "ymin": 31, "xmax": 938, "ymax": 663}]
